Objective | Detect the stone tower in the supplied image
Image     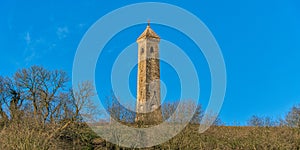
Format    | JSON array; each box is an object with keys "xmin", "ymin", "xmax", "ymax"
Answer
[{"xmin": 135, "ymin": 22, "xmax": 163, "ymax": 124}]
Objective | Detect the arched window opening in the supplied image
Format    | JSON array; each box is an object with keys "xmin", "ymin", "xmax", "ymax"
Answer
[
  {"xmin": 141, "ymin": 48, "xmax": 144, "ymax": 54},
  {"xmin": 150, "ymin": 47, "xmax": 154, "ymax": 53}
]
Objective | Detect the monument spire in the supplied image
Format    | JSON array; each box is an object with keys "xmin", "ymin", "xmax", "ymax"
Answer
[
  {"xmin": 137, "ymin": 21, "xmax": 160, "ymax": 41},
  {"xmin": 135, "ymin": 22, "xmax": 163, "ymax": 125}
]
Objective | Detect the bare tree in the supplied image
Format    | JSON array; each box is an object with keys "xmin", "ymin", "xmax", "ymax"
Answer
[
  {"xmin": 247, "ymin": 115, "xmax": 276, "ymax": 127},
  {"xmin": 0, "ymin": 76, "xmax": 9, "ymax": 121},
  {"xmin": 106, "ymin": 93, "xmax": 135, "ymax": 124},
  {"xmin": 161, "ymin": 101, "xmax": 178, "ymax": 122},
  {"xmin": 285, "ymin": 104, "xmax": 300, "ymax": 127},
  {"xmin": 13, "ymin": 66, "xmax": 68, "ymax": 125},
  {"xmin": 0, "ymin": 76, "xmax": 25, "ymax": 122},
  {"xmin": 248, "ymin": 115, "xmax": 265, "ymax": 127},
  {"xmin": 70, "ymin": 81, "xmax": 98, "ymax": 122}
]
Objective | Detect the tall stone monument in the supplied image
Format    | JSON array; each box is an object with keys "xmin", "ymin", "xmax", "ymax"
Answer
[{"xmin": 135, "ymin": 22, "xmax": 163, "ymax": 125}]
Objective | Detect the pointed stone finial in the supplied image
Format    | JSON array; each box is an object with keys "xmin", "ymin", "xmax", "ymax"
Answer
[
  {"xmin": 136, "ymin": 19, "xmax": 160, "ymax": 41},
  {"xmin": 147, "ymin": 19, "xmax": 150, "ymax": 26}
]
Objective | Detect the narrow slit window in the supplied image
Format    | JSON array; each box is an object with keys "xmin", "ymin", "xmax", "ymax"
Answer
[
  {"xmin": 150, "ymin": 47, "xmax": 154, "ymax": 53},
  {"xmin": 141, "ymin": 48, "xmax": 144, "ymax": 54}
]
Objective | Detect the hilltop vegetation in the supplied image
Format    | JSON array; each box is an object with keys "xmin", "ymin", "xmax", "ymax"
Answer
[{"xmin": 0, "ymin": 66, "xmax": 300, "ymax": 149}]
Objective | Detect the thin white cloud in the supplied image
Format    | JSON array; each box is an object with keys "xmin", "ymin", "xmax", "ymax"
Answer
[
  {"xmin": 24, "ymin": 52, "xmax": 37, "ymax": 64},
  {"xmin": 19, "ymin": 25, "xmax": 71, "ymax": 66},
  {"xmin": 56, "ymin": 26, "xmax": 69, "ymax": 40},
  {"xmin": 78, "ymin": 23, "xmax": 85, "ymax": 28},
  {"xmin": 24, "ymin": 32, "xmax": 31, "ymax": 45},
  {"xmin": 22, "ymin": 31, "xmax": 41, "ymax": 64}
]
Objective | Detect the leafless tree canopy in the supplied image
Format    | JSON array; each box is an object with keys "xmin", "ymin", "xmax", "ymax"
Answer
[
  {"xmin": 0, "ymin": 66, "xmax": 98, "ymax": 149},
  {"xmin": 1, "ymin": 66, "xmax": 300, "ymax": 149}
]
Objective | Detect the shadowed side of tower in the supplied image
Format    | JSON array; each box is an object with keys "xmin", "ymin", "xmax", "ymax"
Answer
[{"xmin": 135, "ymin": 22, "xmax": 163, "ymax": 125}]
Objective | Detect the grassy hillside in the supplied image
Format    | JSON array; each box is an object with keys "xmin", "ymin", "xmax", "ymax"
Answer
[
  {"xmin": 1, "ymin": 66, "xmax": 299, "ymax": 149},
  {"xmin": 92, "ymin": 125, "xmax": 300, "ymax": 150}
]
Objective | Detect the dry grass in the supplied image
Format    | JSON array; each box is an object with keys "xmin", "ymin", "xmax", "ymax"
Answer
[
  {"xmin": 90, "ymin": 124, "xmax": 300, "ymax": 149},
  {"xmin": 0, "ymin": 119, "xmax": 97, "ymax": 150},
  {"xmin": 159, "ymin": 125, "xmax": 300, "ymax": 150},
  {"xmin": 1, "ymin": 120, "xmax": 300, "ymax": 149}
]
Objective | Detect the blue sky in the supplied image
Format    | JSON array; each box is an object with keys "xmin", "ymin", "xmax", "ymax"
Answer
[{"xmin": 1, "ymin": 0, "xmax": 300, "ymax": 125}]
